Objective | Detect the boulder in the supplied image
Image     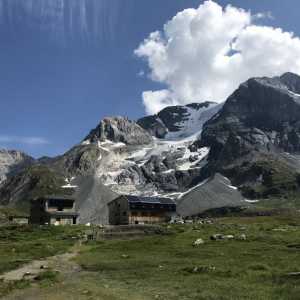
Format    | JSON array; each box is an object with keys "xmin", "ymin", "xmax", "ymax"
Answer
[{"xmin": 193, "ymin": 238, "xmax": 205, "ymax": 246}]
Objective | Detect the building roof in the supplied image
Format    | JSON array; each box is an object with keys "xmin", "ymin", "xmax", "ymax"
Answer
[
  {"xmin": 120, "ymin": 195, "xmax": 175, "ymax": 205},
  {"xmin": 47, "ymin": 211, "xmax": 79, "ymax": 217},
  {"xmin": 37, "ymin": 195, "xmax": 75, "ymax": 201}
]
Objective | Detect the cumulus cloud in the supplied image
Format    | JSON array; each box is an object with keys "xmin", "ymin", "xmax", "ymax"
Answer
[
  {"xmin": 135, "ymin": 0, "xmax": 300, "ymax": 114},
  {"xmin": 0, "ymin": 136, "xmax": 49, "ymax": 146}
]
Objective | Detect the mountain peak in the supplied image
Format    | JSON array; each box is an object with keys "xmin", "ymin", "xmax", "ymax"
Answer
[{"xmin": 84, "ymin": 116, "xmax": 153, "ymax": 146}]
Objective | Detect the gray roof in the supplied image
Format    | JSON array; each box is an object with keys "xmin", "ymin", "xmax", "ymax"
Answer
[
  {"xmin": 123, "ymin": 195, "xmax": 175, "ymax": 205},
  {"xmin": 47, "ymin": 211, "xmax": 79, "ymax": 217},
  {"xmin": 42, "ymin": 195, "xmax": 75, "ymax": 201}
]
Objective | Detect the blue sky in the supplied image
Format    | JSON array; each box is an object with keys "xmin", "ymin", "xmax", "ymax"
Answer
[{"xmin": 0, "ymin": 0, "xmax": 299, "ymax": 158}]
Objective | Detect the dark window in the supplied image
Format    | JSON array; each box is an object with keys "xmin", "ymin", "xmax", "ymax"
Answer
[{"xmin": 48, "ymin": 199, "xmax": 74, "ymax": 210}]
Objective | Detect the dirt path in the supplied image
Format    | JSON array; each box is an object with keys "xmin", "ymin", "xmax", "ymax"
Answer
[
  {"xmin": 0, "ymin": 250, "xmax": 79, "ymax": 282},
  {"xmin": 1, "ymin": 245, "xmax": 86, "ymax": 300},
  {"xmin": 1, "ymin": 244, "xmax": 145, "ymax": 300}
]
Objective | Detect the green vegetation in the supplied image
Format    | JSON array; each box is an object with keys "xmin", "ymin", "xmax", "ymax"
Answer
[
  {"xmin": 233, "ymin": 159, "xmax": 300, "ymax": 199},
  {"xmin": 0, "ymin": 225, "xmax": 83, "ymax": 297},
  {"xmin": 75, "ymin": 216, "xmax": 300, "ymax": 300},
  {"xmin": 1, "ymin": 216, "xmax": 300, "ymax": 299},
  {"xmin": 24, "ymin": 165, "xmax": 72, "ymax": 199},
  {"xmin": 0, "ymin": 165, "xmax": 73, "ymax": 212}
]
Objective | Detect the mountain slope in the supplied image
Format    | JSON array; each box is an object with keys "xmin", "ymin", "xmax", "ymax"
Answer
[
  {"xmin": 177, "ymin": 174, "xmax": 247, "ymax": 217},
  {"xmin": 0, "ymin": 150, "xmax": 34, "ymax": 184},
  {"xmin": 192, "ymin": 72, "xmax": 300, "ymax": 200}
]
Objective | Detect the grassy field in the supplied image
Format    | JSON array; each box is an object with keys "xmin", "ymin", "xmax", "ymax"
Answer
[
  {"xmin": 0, "ymin": 225, "xmax": 83, "ymax": 297},
  {"xmin": 1, "ymin": 215, "xmax": 300, "ymax": 299},
  {"xmin": 76, "ymin": 215, "xmax": 300, "ymax": 300}
]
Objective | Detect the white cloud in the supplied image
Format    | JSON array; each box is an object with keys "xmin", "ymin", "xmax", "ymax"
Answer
[
  {"xmin": 142, "ymin": 90, "xmax": 177, "ymax": 115},
  {"xmin": 0, "ymin": 136, "xmax": 49, "ymax": 146},
  {"xmin": 135, "ymin": 0, "xmax": 300, "ymax": 114},
  {"xmin": 253, "ymin": 11, "xmax": 274, "ymax": 20}
]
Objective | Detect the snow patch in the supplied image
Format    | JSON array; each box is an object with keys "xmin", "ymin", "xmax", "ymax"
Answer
[
  {"xmin": 244, "ymin": 199, "xmax": 260, "ymax": 203},
  {"xmin": 62, "ymin": 184, "xmax": 78, "ymax": 189},
  {"xmin": 289, "ymin": 90, "xmax": 300, "ymax": 97},
  {"xmin": 226, "ymin": 184, "xmax": 238, "ymax": 190},
  {"xmin": 177, "ymin": 179, "xmax": 210, "ymax": 199}
]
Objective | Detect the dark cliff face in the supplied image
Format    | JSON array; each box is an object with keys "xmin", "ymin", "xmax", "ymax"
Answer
[
  {"xmin": 196, "ymin": 73, "xmax": 300, "ymax": 198},
  {"xmin": 84, "ymin": 116, "xmax": 153, "ymax": 146},
  {"xmin": 200, "ymin": 73, "xmax": 300, "ymax": 160}
]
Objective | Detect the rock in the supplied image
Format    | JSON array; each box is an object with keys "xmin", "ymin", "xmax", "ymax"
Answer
[
  {"xmin": 189, "ymin": 155, "xmax": 199, "ymax": 163},
  {"xmin": 137, "ymin": 115, "xmax": 168, "ymax": 138},
  {"xmin": 82, "ymin": 290, "xmax": 91, "ymax": 295},
  {"xmin": 193, "ymin": 238, "xmax": 205, "ymax": 246},
  {"xmin": 210, "ymin": 234, "xmax": 234, "ymax": 240},
  {"xmin": 0, "ymin": 149, "xmax": 35, "ymax": 184},
  {"xmin": 210, "ymin": 234, "xmax": 224, "ymax": 241},
  {"xmin": 224, "ymin": 235, "xmax": 235, "ymax": 240},
  {"xmin": 163, "ymin": 150, "xmax": 185, "ymax": 169},
  {"xmin": 287, "ymin": 272, "xmax": 300, "ymax": 277},
  {"xmin": 238, "ymin": 234, "xmax": 247, "ymax": 240},
  {"xmin": 40, "ymin": 265, "xmax": 49, "ymax": 270},
  {"xmin": 184, "ymin": 265, "xmax": 216, "ymax": 274},
  {"xmin": 84, "ymin": 116, "xmax": 153, "ymax": 146}
]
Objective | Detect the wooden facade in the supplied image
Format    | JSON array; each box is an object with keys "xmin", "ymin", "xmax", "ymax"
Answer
[
  {"xmin": 30, "ymin": 196, "xmax": 79, "ymax": 225},
  {"xmin": 108, "ymin": 195, "xmax": 176, "ymax": 225}
]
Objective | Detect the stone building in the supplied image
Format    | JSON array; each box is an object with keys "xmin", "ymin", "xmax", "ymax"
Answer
[
  {"xmin": 108, "ymin": 195, "xmax": 176, "ymax": 225},
  {"xmin": 30, "ymin": 195, "xmax": 79, "ymax": 225}
]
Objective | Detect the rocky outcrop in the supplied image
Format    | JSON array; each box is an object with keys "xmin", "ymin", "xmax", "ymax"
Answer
[
  {"xmin": 136, "ymin": 115, "xmax": 167, "ymax": 138},
  {"xmin": 84, "ymin": 116, "xmax": 153, "ymax": 145},
  {"xmin": 0, "ymin": 150, "xmax": 34, "ymax": 184},
  {"xmin": 49, "ymin": 144, "xmax": 101, "ymax": 177}
]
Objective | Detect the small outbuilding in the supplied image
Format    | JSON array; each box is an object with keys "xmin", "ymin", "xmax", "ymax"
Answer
[
  {"xmin": 30, "ymin": 195, "xmax": 79, "ymax": 225},
  {"xmin": 8, "ymin": 215, "xmax": 29, "ymax": 225},
  {"xmin": 108, "ymin": 195, "xmax": 176, "ymax": 225}
]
